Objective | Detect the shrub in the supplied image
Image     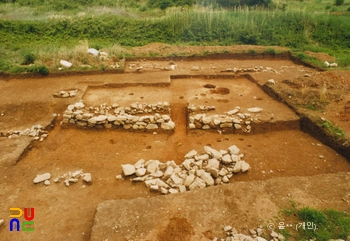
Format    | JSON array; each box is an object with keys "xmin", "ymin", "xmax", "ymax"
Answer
[
  {"xmin": 27, "ymin": 65, "xmax": 49, "ymax": 75},
  {"xmin": 22, "ymin": 52, "xmax": 35, "ymax": 65},
  {"xmin": 335, "ymin": 0, "xmax": 344, "ymax": 6}
]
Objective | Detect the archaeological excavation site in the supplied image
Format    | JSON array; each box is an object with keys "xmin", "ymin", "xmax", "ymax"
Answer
[{"xmin": 1, "ymin": 47, "xmax": 349, "ymax": 241}]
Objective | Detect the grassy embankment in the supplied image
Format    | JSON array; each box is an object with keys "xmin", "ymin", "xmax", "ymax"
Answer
[{"xmin": 0, "ymin": 1, "xmax": 349, "ymax": 74}]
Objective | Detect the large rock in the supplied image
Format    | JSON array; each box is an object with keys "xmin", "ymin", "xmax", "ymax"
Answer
[
  {"xmin": 207, "ymin": 158, "xmax": 220, "ymax": 170},
  {"xmin": 200, "ymin": 172, "xmax": 214, "ymax": 186},
  {"xmin": 184, "ymin": 150, "xmax": 197, "ymax": 159},
  {"xmin": 161, "ymin": 121, "xmax": 175, "ymax": 130},
  {"xmin": 82, "ymin": 173, "xmax": 92, "ymax": 183},
  {"xmin": 163, "ymin": 166, "xmax": 174, "ymax": 179},
  {"xmin": 184, "ymin": 174, "xmax": 195, "ymax": 187},
  {"xmin": 233, "ymin": 161, "xmax": 242, "ymax": 173},
  {"xmin": 204, "ymin": 146, "xmax": 222, "ymax": 159},
  {"xmin": 241, "ymin": 161, "xmax": 250, "ymax": 172},
  {"xmin": 87, "ymin": 48, "xmax": 99, "ymax": 56},
  {"xmin": 135, "ymin": 168, "xmax": 147, "ymax": 177},
  {"xmin": 228, "ymin": 145, "xmax": 240, "ymax": 155},
  {"xmin": 60, "ymin": 60, "xmax": 72, "ymax": 68},
  {"xmin": 33, "ymin": 173, "xmax": 51, "ymax": 184},
  {"xmin": 221, "ymin": 154, "xmax": 232, "ymax": 164},
  {"xmin": 188, "ymin": 177, "xmax": 206, "ymax": 190},
  {"xmin": 121, "ymin": 164, "xmax": 136, "ymax": 176}
]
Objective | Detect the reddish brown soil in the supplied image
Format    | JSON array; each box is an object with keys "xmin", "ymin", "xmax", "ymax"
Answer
[{"xmin": 0, "ymin": 46, "xmax": 349, "ymax": 241}]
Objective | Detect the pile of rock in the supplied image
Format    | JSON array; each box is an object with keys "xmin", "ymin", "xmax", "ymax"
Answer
[
  {"xmin": 33, "ymin": 170, "xmax": 92, "ymax": 187},
  {"xmin": 214, "ymin": 226, "xmax": 285, "ymax": 241},
  {"xmin": 120, "ymin": 145, "xmax": 250, "ymax": 195},
  {"xmin": 61, "ymin": 101, "xmax": 175, "ymax": 131},
  {"xmin": 188, "ymin": 106, "xmax": 263, "ymax": 133},
  {"xmin": 187, "ymin": 104, "xmax": 216, "ymax": 113},
  {"xmin": 221, "ymin": 66, "xmax": 278, "ymax": 74},
  {"xmin": 53, "ymin": 90, "xmax": 78, "ymax": 98},
  {"xmin": 1, "ymin": 124, "xmax": 48, "ymax": 141}
]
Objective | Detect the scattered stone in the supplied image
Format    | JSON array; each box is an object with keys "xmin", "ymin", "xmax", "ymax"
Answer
[
  {"xmin": 33, "ymin": 173, "xmax": 51, "ymax": 184},
  {"xmin": 0, "ymin": 219, "xmax": 4, "ymax": 226},
  {"xmin": 121, "ymin": 164, "xmax": 136, "ymax": 176},
  {"xmin": 60, "ymin": 60, "xmax": 72, "ymax": 68},
  {"xmin": 247, "ymin": 107, "xmax": 263, "ymax": 113},
  {"xmin": 87, "ymin": 48, "xmax": 99, "ymax": 56},
  {"xmin": 44, "ymin": 180, "xmax": 50, "ymax": 186},
  {"xmin": 82, "ymin": 173, "xmax": 92, "ymax": 183}
]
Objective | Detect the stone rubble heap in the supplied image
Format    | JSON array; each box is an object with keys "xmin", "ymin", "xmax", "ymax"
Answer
[
  {"xmin": 61, "ymin": 101, "xmax": 175, "ymax": 131},
  {"xmin": 188, "ymin": 105, "xmax": 263, "ymax": 133},
  {"xmin": 214, "ymin": 226, "xmax": 285, "ymax": 241},
  {"xmin": 53, "ymin": 89, "xmax": 78, "ymax": 98},
  {"xmin": 220, "ymin": 66, "xmax": 278, "ymax": 74},
  {"xmin": 120, "ymin": 145, "xmax": 250, "ymax": 195},
  {"xmin": 33, "ymin": 170, "xmax": 92, "ymax": 187},
  {"xmin": 1, "ymin": 124, "xmax": 48, "ymax": 141}
]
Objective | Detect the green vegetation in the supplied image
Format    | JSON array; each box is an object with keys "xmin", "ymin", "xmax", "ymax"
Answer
[
  {"xmin": 321, "ymin": 119, "xmax": 346, "ymax": 137},
  {"xmin": 0, "ymin": 0, "xmax": 349, "ymax": 74},
  {"xmin": 280, "ymin": 203, "xmax": 350, "ymax": 241}
]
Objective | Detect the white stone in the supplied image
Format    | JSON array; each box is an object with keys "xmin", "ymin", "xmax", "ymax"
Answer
[
  {"xmin": 241, "ymin": 161, "xmax": 250, "ymax": 172},
  {"xmin": 82, "ymin": 173, "xmax": 92, "ymax": 183},
  {"xmin": 185, "ymin": 150, "xmax": 197, "ymax": 158},
  {"xmin": 87, "ymin": 48, "xmax": 99, "ymax": 56},
  {"xmin": 221, "ymin": 154, "xmax": 232, "ymax": 164},
  {"xmin": 44, "ymin": 180, "xmax": 50, "ymax": 186},
  {"xmin": 224, "ymin": 225, "xmax": 232, "ymax": 232},
  {"xmin": 163, "ymin": 166, "xmax": 174, "ymax": 179},
  {"xmin": 150, "ymin": 185, "xmax": 159, "ymax": 192},
  {"xmin": 197, "ymin": 154, "xmax": 209, "ymax": 160},
  {"xmin": 234, "ymin": 124, "xmax": 242, "ymax": 129},
  {"xmin": 33, "ymin": 173, "xmax": 51, "ymax": 184},
  {"xmin": 231, "ymin": 154, "xmax": 240, "ymax": 162},
  {"xmin": 233, "ymin": 161, "xmax": 242, "ymax": 173},
  {"xmin": 178, "ymin": 185, "xmax": 187, "ymax": 193},
  {"xmin": 168, "ymin": 188, "xmax": 179, "ymax": 194},
  {"xmin": 60, "ymin": 60, "xmax": 72, "ymax": 68},
  {"xmin": 160, "ymin": 187, "xmax": 168, "ymax": 195},
  {"xmin": 182, "ymin": 159, "xmax": 193, "ymax": 171},
  {"xmin": 146, "ymin": 124, "xmax": 158, "ymax": 130},
  {"xmin": 204, "ymin": 146, "xmax": 222, "ymax": 159},
  {"xmin": 207, "ymin": 158, "xmax": 220, "ymax": 170},
  {"xmin": 0, "ymin": 219, "xmax": 4, "ymax": 226},
  {"xmin": 161, "ymin": 121, "xmax": 175, "ymax": 130},
  {"xmin": 115, "ymin": 174, "xmax": 123, "ymax": 180},
  {"xmin": 134, "ymin": 159, "xmax": 145, "ymax": 169},
  {"xmin": 184, "ymin": 174, "xmax": 195, "ymax": 187},
  {"xmin": 200, "ymin": 172, "xmax": 214, "ymax": 186},
  {"xmin": 135, "ymin": 168, "xmax": 146, "ymax": 177},
  {"xmin": 222, "ymin": 176, "xmax": 229, "ymax": 183},
  {"xmin": 189, "ymin": 177, "xmax": 206, "ymax": 190},
  {"xmin": 228, "ymin": 145, "xmax": 240, "ymax": 155},
  {"xmin": 121, "ymin": 164, "xmax": 136, "ymax": 176},
  {"xmin": 146, "ymin": 160, "xmax": 158, "ymax": 174},
  {"xmin": 227, "ymin": 109, "xmax": 239, "ymax": 115},
  {"xmin": 247, "ymin": 107, "xmax": 263, "ymax": 113},
  {"xmin": 151, "ymin": 170, "xmax": 163, "ymax": 178},
  {"xmin": 171, "ymin": 174, "xmax": 184, "ymax": 185}
]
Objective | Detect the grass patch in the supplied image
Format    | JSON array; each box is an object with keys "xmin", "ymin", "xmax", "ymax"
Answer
[
  {"xmin": 320, "ymin": 119, "xmax": 346, "ymax": 137},
  {"xmin": 263, "ymin": 47, "xmax": 277, "ymax": 55},
  {"xmin": 278, "ymin": 203, "xmax": 350, "ymax": 241}
]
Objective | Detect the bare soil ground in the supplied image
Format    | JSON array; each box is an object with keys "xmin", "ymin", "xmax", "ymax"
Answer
[{"xmin": 0, "ymin": 45, "xmax": 349, "ymax": 241}]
